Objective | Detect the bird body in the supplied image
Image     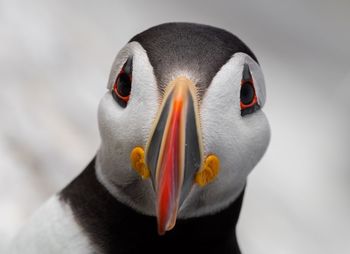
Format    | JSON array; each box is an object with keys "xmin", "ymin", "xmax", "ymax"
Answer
[
  {"xmin": 10, "ymin": 159, "xmax": 244, "ymax": 254},
  {"xmin": 9, "ymin": 23, "xmax": 270, "ymax": 254},
  {"xmin": 9, "ymin": 195, "xmax": 92, "ymax": 254}
]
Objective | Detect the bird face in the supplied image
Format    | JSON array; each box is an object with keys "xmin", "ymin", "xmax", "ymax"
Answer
[{"xmin": 96, "ymin": 24, "xmax": 270, "ymax": 235}]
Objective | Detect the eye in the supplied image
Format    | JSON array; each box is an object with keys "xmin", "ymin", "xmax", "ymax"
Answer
[
  {"xmin": 112, "ymin": 58, "xmax": 133, "ymax": 108},
  {"xmin": 240, "ymin": 82, "xmax": 256, "ymax": 106},
  {"xmin": 240, "ymin": 64, "xmax": 260, "ymax": 116}
]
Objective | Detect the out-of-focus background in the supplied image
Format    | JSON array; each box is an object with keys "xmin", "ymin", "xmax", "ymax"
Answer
[{"xmin": 1, "ymin": 0, "xmax": 349, "ymax": 253}]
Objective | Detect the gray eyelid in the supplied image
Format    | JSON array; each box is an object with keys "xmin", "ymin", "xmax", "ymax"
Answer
[
  {"xmin": 241, "ymin": 54, "xmax": 266, "ymax": 108},
  {"xmin": 242, "ymin": 63, "xmax": 252, "ymax": 82}
]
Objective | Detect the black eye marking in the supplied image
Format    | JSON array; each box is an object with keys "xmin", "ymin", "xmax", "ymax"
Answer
[
  {"xmin": 112, "ymin": 57, "xmax": 133, "ymax": 108},
  {"xmin": 240, "ymin": 64, "xmax": 260, "ymax": 116}
]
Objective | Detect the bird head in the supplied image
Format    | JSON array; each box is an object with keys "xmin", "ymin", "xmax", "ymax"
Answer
[{"xmin": 96, "ymin": 23, "xmax": 270, "ymax": 235}]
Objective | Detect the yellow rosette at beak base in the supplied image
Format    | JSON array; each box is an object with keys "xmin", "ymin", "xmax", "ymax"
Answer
[
  {"xmin": 130, "ymin": 147, "xmax": 150, "ymax": 179},
  {"xmin": 195, "ymin": 155, "xmax": 220, "ymax": 187}
]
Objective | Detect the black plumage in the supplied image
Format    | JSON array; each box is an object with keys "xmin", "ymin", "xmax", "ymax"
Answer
[
  {"xmin": 131, "ymin": 22, "xmax": 258, "ymax": 97},
  {"xmin": 60, "ymin": 158, "xmax": 244, "ymax": 254}
]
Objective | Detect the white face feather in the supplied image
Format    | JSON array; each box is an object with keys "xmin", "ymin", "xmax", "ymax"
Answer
[
  {"xmin": 96, "ymin": 42, "xmax": 159, "ymax": 215},
  {"xmin": 96, "ymin": 43, "xmax": 270, "ymax": 218},
  {"xmin": 179, "ymin": 53, "xmax": 270, "ymax": 217}
]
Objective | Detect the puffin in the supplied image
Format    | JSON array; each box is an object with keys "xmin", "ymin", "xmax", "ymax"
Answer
[{"xmin": 9, "ymin": 23, "xmax": 270, "ymax": 254}]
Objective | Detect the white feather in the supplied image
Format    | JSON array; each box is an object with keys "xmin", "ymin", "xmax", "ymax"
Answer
[
  {"xmin": 96, "ymin": 41, "xmax": 159, "ymax": 216},
  {"xmin": 8, "ymin": 196, "xmax": 95, "ymax": 254},
  {"xmin": 179, "ymin": 53, "xmax": 270, "ymax": 217}
]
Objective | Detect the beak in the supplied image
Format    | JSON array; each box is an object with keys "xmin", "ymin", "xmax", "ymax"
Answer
[{"xmin": 145, "ymin": 77, "xmax": 203, "ymax": 235}]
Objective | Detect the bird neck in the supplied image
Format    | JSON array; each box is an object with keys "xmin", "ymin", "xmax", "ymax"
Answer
[{"xmin": 60, "ymin": 158, "xmax": 244, "ymax": 254}]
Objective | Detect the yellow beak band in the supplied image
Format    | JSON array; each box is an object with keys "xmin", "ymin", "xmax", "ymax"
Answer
[
  {"xmin": 130, "ymin": 147, "xmax": 150, "ymax": 179},
  {"xmin": 195, "ymin": 155, "xmax": 220, "ymax": 187}
]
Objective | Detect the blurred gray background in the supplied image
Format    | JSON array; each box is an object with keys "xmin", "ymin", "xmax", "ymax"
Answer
[{"xmin": 1, "ymin": 0, "xmax": 349, "ymax": 253}]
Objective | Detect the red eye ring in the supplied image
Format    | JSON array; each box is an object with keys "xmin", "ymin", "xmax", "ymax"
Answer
[
  {"xmin": 111, "ymin": 58, "xmax": 133, "ymax": 108},
  {"xmin": 240, "ymin": 80, "xmax": 258, "ymax": 110},
  {"xmin": 240, "ymin": 95, "xmax": 257, "ymax": 109},
  {"xmin": 112, "ymin": 68, "xmax": 132, "ymax": 106},
  {"xmin": 113, "ymin": 71, "xmax": 131, "ymax": 103},
  {"xmin": 240, "ymin": 63, "xmax": 260, "ymax": 116}
]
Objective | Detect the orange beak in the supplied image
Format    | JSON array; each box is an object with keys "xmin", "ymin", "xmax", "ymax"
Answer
[{"xmin": 146, "ymin": 77, "xmax": 203, "ymax": 235}]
